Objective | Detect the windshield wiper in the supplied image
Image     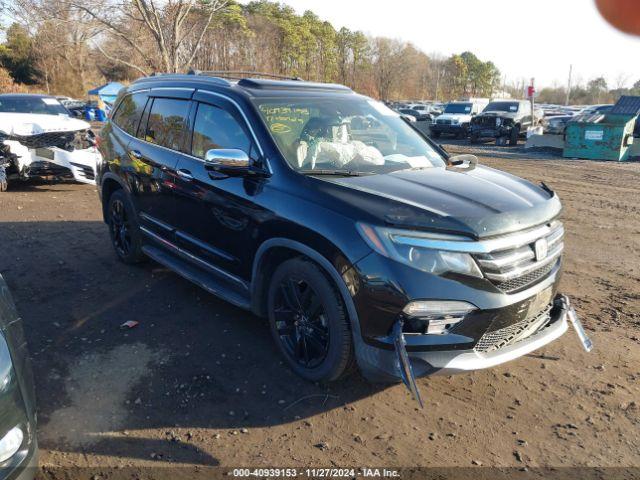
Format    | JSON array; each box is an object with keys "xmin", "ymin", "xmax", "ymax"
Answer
[{"xmin": 299, "ymin": 169, "xmax": 373, "ymax": 177}]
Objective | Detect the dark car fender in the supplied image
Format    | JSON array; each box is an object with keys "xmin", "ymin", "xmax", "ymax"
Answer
[
  {"xmin": 98, "ymin": 171, "xmax": 132, "ymax": 223},
  {"xmin": 250, "ymin": 238, "xmax": 374, "ymax": 374}
]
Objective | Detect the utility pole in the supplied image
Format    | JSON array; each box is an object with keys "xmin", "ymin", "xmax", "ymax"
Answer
[
  {"xmin": 530, "ymin": 77, "xmax": 536, "ymax": 126},
  {"xmin": 565, "ymin": 64, "xmax": 572, "ymax": 106}
]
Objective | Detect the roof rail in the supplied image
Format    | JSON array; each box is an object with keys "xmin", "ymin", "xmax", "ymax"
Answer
[
  {"xmin": 188, "ymin": 69, "xmax": 303, "ymax": 81},
  {"xmin": 237, "ymin": 78, "xmax": 352, "ymax": 92},
  {"xmin": 133, "ymin": 73, "xmax": 231, "ymax": 87}
]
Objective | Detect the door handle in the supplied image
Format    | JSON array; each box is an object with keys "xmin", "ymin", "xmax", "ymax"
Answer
[
  {"xmin": 129, "ymin": 149, "xmax": 142, "ymax": 159},
  {"xmin": 177, "ymin": 169, "xmax": 193, "ymax": 181}
]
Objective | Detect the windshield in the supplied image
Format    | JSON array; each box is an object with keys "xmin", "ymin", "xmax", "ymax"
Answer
[
  {"xmin": 484, "ymin": 101, "xmax": 519, "ymax": 113},
  {"xmin": 444, "ymin": 103, "xmax": 472, "ymax": 114},
  {"xmin": 253, "ymin": 96, "xmax": 446, "ymax": 174},
  {"xmin": 0, "ymin": 96, "xmax": 69, "ymax": 116}
]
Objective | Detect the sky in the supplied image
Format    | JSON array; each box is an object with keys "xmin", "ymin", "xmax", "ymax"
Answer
[{"xmin": 258, "ymin": 0, "xmax": 640, "ymax": 90}]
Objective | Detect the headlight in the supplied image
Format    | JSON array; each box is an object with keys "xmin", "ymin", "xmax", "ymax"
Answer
[
  {"xmin": 496, "ymin": 118, "xmax": 502, "ymax": 127},
  {"xmin": 451, "ymin": 119, "xmax": 459, "ymax": 124},
  {"xmin": 0, "ymin": 426, "xmax": 23, "ymax": 462},
  {"xmin": 357, "ymin": 223, "xmax": 483, "ymax": 278}
]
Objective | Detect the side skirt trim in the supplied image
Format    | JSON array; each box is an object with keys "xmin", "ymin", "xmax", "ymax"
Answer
[{"xmin": 140, "ymin": 226, "xmax": 249, "ymax": 292}]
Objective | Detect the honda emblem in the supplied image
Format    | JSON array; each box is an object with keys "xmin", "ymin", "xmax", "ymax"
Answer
[{"xmin": 534, "ymin": 238, "xmax": 548, "ymax": 261}]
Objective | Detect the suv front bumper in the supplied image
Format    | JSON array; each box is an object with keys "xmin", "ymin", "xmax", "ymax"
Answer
[
  {"xmin": 431, "ymin": 124, "xmax": 467, "ymax": 135},
  {"xmin": 470, "ymin": 124, "xmax": 514, "ymax": 139},
  {"xmin": 356, "ymin": 294, "xmax": 584, "ymax": 383},
  {"xmin": 410, "ymin": 301, "xmax": 567, "ymax": 375}
]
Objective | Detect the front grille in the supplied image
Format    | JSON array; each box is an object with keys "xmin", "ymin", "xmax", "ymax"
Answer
[
  {"xmin": 493, "ymin": 260, "xmax": 557, "ymax": 293},
  {"xmin": 5, "ymin": 131, "xmax": 76, "ymax": 149},
  {"xmin": 26, "ymin": 161, "xmax": 72, "ymax": 178},
  {"xmin": 474, "ymin": 305, "xmax": 552, "ymax": 352},
  {"xmin": 475, "ymin": 116, "xmax": 498, "ymax": 128},
  {"xmin": 474, "ymin": 222, "xmax": 564, "ymax": 294},
  {"xmin": 437, "ymin": 119, "xmax": 452, "ymax": 125}
]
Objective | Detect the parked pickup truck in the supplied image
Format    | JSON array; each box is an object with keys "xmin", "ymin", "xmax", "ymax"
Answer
[{"xmin": 470, "ymin": 100, "xmax": 543, "ymax": 145}]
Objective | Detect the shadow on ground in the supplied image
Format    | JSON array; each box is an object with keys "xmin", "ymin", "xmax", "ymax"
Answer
[{"xmin": 1, "ymin": 218, "xmax": 386, "ymax": 466}]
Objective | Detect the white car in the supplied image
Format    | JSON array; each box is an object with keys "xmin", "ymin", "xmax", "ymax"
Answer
[
  {"xmin": 0, "ymin": 94, "xmax": 101, "ymax": 192},
  {"xmin": 431, "ymin": 100, "xmax": 489, "ymax": 138}
]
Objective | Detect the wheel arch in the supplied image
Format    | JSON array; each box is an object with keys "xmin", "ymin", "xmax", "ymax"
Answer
[
  {"xmin": 250, "ymin": 238, "xmax": 363, "ymax": 343},
  {"xmin": 100, "ymin": 173, "xmax": 129, "ymax": 223}
]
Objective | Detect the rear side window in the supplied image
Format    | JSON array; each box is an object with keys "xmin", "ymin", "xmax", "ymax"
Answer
[
  {"xmin": 191, "ymin": 102, "xmax": 251, "ymax": 159},
  {"xmin": 144, "ymin": 98, "xmax": 190, "ymax": 151},
  {"xmin": 112, "ymin": 93, "xmax": 148, "ymax": 136}
]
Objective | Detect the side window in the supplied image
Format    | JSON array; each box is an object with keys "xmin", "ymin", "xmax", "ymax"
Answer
[
  {"xmin": 144, "ymin": 98, "xmax": 190, "ymax": 151},
  {"xmin": 112, "ymin": 93, "xmax": 148, "ymax": 136},
  {"xmin": 190, "ymin": 102, "xmax": 252, "ymax": 159}
]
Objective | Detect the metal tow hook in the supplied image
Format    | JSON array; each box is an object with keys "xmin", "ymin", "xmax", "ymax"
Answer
[
  {"xmin": 392, "ymin": 319, "xmax": 424, "ymax": 408},
  {"xmin": 562, "ymin": 295, "xmax": 593, "ymax": 352}
]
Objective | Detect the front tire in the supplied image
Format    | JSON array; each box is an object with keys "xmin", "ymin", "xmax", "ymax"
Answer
[
  {"xmin": 267, "ymin": 258, "xmax": 353, "ymax": 382},
  {"xmin": 509, "ymin": 125, "xmax": 520, "ymax": 146},
  {"xmin": 107, "ymin": 189, "xmax": 145, "ymax": 264},
  {"xmin": 0, "ymin": 166, "xmax": 8, "ymax": 192}
]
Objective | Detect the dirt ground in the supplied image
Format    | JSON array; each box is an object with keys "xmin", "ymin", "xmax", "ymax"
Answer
[{"xmin": 0, "ymin": 141, "xmax": 639, "ymax": 479}]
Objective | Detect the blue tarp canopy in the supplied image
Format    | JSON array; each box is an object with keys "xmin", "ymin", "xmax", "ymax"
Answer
[{"xmin": 87, "ymin": 82, "xmax": 125, "ymax": 104}]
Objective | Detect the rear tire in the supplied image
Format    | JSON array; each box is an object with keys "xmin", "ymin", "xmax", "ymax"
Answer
[
  {"xmin": 267, "ymin": 258, "xmax": 353, "ymax": 382},
  {"xmin": 107, "ymin": 189, "xmax": 145, "ymax": 264}
]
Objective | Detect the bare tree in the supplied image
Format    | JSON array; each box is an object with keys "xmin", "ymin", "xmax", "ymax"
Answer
[
  {"xmin": 372, "ymin": 37, "xmax": 406, "ymax": 100},
  {"xmin": 67, "ymin": 0, "xmax": 230, "ymax": 75},
  {"xmin": 614, "ymin": 72, "xmax": 630, "ymax": 90},
  {"xmin": 8, "ymin": 0, "xmax": 104, "ymax": 94}
]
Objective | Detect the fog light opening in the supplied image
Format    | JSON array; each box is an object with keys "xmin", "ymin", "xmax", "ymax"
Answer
[{"xmin": 402, "ymin": 300, "xmax": 477, "ymax": 335}]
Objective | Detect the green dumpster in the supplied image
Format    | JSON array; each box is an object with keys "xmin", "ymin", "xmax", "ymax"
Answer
[{"xmin": 563, "ymin": 96, "xmax": 640, "ymax": 161}]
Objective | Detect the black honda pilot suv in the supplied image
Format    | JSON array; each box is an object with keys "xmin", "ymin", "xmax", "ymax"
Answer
[{"xmin": 97, "ymin": 73, "xmax": 590, "ymax": 402}]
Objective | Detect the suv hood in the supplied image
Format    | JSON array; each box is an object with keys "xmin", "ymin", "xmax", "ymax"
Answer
[
  {"xmin": 476, "ymin": 111, "xmax": 518, "ymax": 120},
  {"xmin": 437, "ymin": 113, "xmax": 472, "ymax": 123},
  {"xmin": 0, "ymin": 112, "xmax": 90, "ymax": 136},
  {"xmin": 316, "ymin": 165, "xmax": 561, "ymax": 239}
]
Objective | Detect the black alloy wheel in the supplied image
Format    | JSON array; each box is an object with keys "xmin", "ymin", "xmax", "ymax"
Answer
[
  {"xmin": 107, "ymin": 189, "xmax": 145, "ymax": 264},
  {"xmin": 268, "ymin": 258, "xmax": 353, "ymax": 382},
  {"xmin": 273, "ymin": 276, "xmax": 330, "ymax": 369},
  {"xmin": 110, "ymin": 198, "xmax": 132, "ymax": 258}
]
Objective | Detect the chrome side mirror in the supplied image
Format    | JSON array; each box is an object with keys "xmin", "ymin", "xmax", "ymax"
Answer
[{"xmin": 204, "ymin": 148, "xmax": 250, "ymax": 175}]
